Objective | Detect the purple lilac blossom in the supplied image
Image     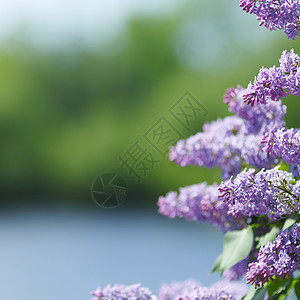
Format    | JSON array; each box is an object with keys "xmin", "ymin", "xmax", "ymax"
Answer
[
  {"xmin": 243, "ymin": 49, "xmax": 300, "ymax": 105},
  {"xmin": 247, "ymin": 223, "xmax": 300, "ymax": 288},
  {"xmin": 262, "ymin": 128, "xmax": 300, "ymax": 167},
  {"xmin": 158, "ymin": 279, "xmax": 247, "ymax": 300},
  {"xmin": 91, "ymin": 284, "xmax": 154, "ymax": 300},
  {"xmin": 169, "ymin": 116, "xmax": 275, "ymax": 179},
  {"xmin": 169, "ymin": 85, "xmax": 286, "ymax": 179},
  {"xmin": 224, "ymin": 85, "xmax": 286, "ymax": 133},
  {"xmin": 218, "ymin": 166, "xmax": 300, "ymax": 220},
  {"xmin": 239, "ymin": 0, "xmax": 300, "ymax": 40},
  {"xmin": 158, "ymin": 182, "xmax": 245, "ymax": 232}
]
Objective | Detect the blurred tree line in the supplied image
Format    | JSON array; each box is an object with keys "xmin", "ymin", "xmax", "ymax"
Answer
[{"xmin": 0, "ymin": 1, "xmax": 299, "ymax": 207}]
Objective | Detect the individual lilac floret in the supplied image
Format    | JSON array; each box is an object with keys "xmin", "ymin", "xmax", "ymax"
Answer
[
  {"xmin": 169, "ymin": 116, "xmax": 275, "ymax": 179},
  {"xmin": 239, "ymin": 0, "xmax": 300, "ymax": 40},
  {"xmin": 158, "ymin": 279, "xmax": 247, "ymax": 300},
  {"xmin": 91, "ymin": 283, "xmax": 154, "ymax": 300},
  {"xmin": 247, "ymin": 223, "xmax": 300, "ymax": 288},
  {"xmin": 158, "ymin": 182, "xmax": 245, "ymax": 232},
  {"xmin": 224, "ymin": 85, "xmax": 286, "ymax": 133},
  {"xmin": 262, "ymin": 128, "xmax": 300, "ymax": 166},
  {"xmin": 243, "ymin": 49, "xmax": 300, "ymax": 105},
  {"xmin": 218, "ymin": 166, "xmax": 300, "ymax": 220}
]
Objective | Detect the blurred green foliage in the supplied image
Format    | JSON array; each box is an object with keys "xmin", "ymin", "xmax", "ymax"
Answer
[{"xmin": 1, "ymin": 2, "xmax": 300, "ymax": 207}]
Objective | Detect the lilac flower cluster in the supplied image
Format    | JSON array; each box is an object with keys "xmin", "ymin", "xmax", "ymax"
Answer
[
  {"xmin": 158, "ymin": 182, "xmax": 245, "ymax": 232},
  {"xmin": 262, "ymin": 128, "xmax": 300, "ymax": 168},
  {"xmin": 243, "ymin": 49, "xmax": 300, "ymax": 105},
  {"xmin": 169, "ymin": 116, "xmax": 275, "ymax": 179},
  {"xmin": 158, "ymin": 279, "xmax": 247, "ymax": 300},
  {"xmin": 247, "ymin": 223, "xmax": 300, "ymax": 287},
  {"xmin": 224, "ymin": 85, "xmax": 286, "ymax": 133},
  {"xmin": 169, "ymin": 84, "xmax": 287, "ymax": 179},
  {"xmin": 239, "ymin": 0, "xmax": 300, "ymax": 40},
  {"xmin": 218, "ymin": 166, "xmax": 300, "ymax": 220},
  {"xmin": 91, "ymin": 284, "xmax": 154, "ymax": 300},
  {"xmin": 161, "ymin": 48, "xmax": 300, "ymax": 290}
]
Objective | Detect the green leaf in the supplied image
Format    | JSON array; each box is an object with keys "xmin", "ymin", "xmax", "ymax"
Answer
[
  {"xmin": 268, "ymin": 277, "xmax": 284, "ymax": 296},
  {"xmin": 220, "ymin": 226, "xmax": 253, "ymax": 273},
  {"xmin": 243, "ymin": 285, "xmax": 267, "ymax": 300},
  {"xmin": 256, "ymin": 226, "xmax": 280, "ymax": 249},
  {"xmin": 282, "ymin": 218, "xmax": 296, "ymax": 231},
  {"xmin": 267, "ymin": 277, "xmax": 292, "ymax": 299},
  {"xmin": 295, "ymin": 281, "xmax": 300, "ymax": 300},
  {"xmin": 278, "ymin": 162, "xmax": 289, "ymax": 172},
  {"xmin": 211, "ymin": 254, "xmax": 223, "ymax": 273},
  {"xmin": 242, "ymin": 285, "xmax": 256, "ymax": 300}
]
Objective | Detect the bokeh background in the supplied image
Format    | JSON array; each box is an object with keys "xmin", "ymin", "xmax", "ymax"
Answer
[{"xmin": 1, "ymin": 0, "xmax": 300, "ymax": 299}]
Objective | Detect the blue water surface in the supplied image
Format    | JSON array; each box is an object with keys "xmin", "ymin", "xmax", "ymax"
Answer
[{"xmin": 0, "ymin": 206, "xmax": 223, "ymax": 300}]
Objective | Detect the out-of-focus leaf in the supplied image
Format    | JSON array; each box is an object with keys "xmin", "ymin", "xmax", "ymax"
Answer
[
  {"xmin": 243, "ymin": 285, "xmax": 267, "ymax": 300},
  {"xmin": 295, "ymin": 281, "xmax": 300, "ymax": 300},
  {"xmin": 282, "ymin": 219, "xmax": 296, "ymax": 231},
  {"xmin": 267, "ymin": 277, "xmax": 292, "ymax": 299},
  {"xmin": 211, "ymin": 254, "xmax": 223, "ymax": 273},
  {"xmin": 256, "ymin": 226, "xmax": 279, "ymax": 249},
  {"xmin": 219, "ymin": 226, "xmax": 253, "ymax": 273}
]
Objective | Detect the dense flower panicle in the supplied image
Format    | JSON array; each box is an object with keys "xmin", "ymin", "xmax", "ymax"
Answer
[
  {"xmin": 218, "ymin": 166, "xmax": 300, "ymax": 220},
  {"xmin": 243, "ymin": 67, "xmax": 286, "ymax": 105},
  {"xmin": 262, "ymin": 128, "xmax": 300, "ymax": 166},
  {"xmin": 239, "ymin": 0, "xmax": 300, "ymax": 39},
  {"xmin": 243, "ymin": 49, "xmax": 300, "ymax": 105},
  {"xmin": 158, "ymin": 182, "xmax": 245, "ymax": 232},
  {"xmin": 170, "ymin": 84, "xmax": 286, "ymax": 179},
  {"xmin": 240, "ymin": 134, "xmax": 275, "ymax": 170},
  {"xmin": 247, "ymin": 223, "xmax": 300, "ymax": 287},
  {"xmin": 91, "ymin": 284, "xmax": 154, "ymax": 300},
  {"xmin": 158, "ymin": 280, "xmax": 247, "ymax": 300},
  {"xmin": 224, "ymin": 85, "xmax": 286, "ymax": 133},
  {"xmin": 169, "ymin": 116, "xmax": 275, "ymax": 179}
]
